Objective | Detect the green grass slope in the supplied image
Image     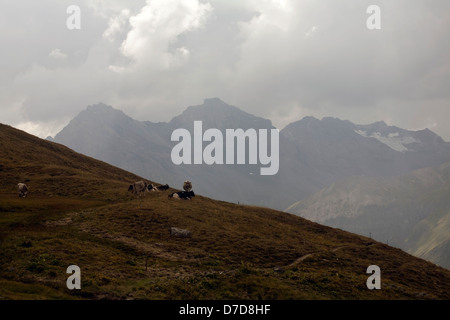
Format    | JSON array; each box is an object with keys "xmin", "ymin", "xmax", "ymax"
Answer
[{"xmin": 1, "ymin": 124, "xmax": 449, "ymax": 300}]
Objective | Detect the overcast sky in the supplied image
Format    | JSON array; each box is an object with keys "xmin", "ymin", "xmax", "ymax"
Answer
[{"xmin": 1, "ymin": 0, "xmax": 449, "ymax": 140}]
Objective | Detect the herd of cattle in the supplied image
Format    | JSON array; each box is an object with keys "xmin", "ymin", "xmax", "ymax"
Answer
[
  {"xmin": 128, "ymin": 180, "xmax": 195, "ymax": 200},
  {"xmin": 16, "ymin": 180, "xmax": 195, "ymax": 200}
]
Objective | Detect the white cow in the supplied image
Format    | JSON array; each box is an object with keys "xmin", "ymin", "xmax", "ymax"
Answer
[{"xmin": 18, "ymin": 183, "xmax": 28, "ymax": 198}]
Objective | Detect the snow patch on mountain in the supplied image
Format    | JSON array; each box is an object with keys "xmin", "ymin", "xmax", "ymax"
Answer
[{"xmin": 355, "ymin": 130, "xmax": 418, "ymax": 152}]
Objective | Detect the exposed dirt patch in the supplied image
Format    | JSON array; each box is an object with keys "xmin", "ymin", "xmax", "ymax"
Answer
[{"xmin": 44, "ymin": 212, "xmax": 80, "ymax": 227}]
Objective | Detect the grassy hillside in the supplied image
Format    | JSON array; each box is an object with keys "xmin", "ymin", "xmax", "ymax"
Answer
[{"xmin": 1, "ymin": 124, "xmax": 449, "ymax": 300}]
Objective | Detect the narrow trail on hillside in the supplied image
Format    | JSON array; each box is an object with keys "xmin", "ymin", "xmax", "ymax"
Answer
[
  {"xmin": 278, "ymin": 245, "xmax": 369, "ymax": 270},
  {"xmin": 285, "ymin": 253, "xmax": 315, "ymax": 268}
]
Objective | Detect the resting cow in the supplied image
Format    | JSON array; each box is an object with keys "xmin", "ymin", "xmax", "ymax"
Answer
[
  {"xmin": 148, "ymin": 184, "xmax": 170, "ymax": 192},
  {"xmin": 128, "ymin": 180, "xmax": 149, "ymax": 197},
  {"xmin": 168, "ymin": 190, "xmax": 195, "ymax": 200},
  {"xmin": 170, "ymin": 227, "xmax": 191, "ymax": 238},
  {"xmin": 18, "ymin": 183, "xmax": 28, "ymax": 198}
]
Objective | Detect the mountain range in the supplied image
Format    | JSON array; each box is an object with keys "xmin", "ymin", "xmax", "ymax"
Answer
[{"xmin": 53, "ymin": 98, "xmax": 450, "ymax": 209}]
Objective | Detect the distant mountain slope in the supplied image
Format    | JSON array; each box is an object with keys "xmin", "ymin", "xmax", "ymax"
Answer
[
  {"xmin": 0, "ymin": 122, "xmax": 143, "ymax": 199},
  {"xmin": 53, "ymin": 99, "xmax": 450, "ymax": 210},
  {"xmin": 281, "ymin": 116, "xmax": 450, "ymax": 180},
  {"xmin": 286, "ymin": 162, "xmax": 450, "ymax": 269},
  {"xmin": 52, "ymin": 103, "xmax": 172, "ymax": 184},
  {"xmin": 1, "ymin": 123, "xmax": 450, "ymax": 300}
]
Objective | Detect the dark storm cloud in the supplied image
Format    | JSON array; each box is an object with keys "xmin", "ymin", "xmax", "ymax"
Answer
[{"xmin": 1, "ymin": 0, "xmax": 449, "ymax": 140}]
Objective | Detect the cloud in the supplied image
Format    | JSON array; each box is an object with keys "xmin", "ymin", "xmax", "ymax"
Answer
[
  {"xmin": 16, "ymin": 119, "xmax": 70, "ymax": 139},
  {"xmin": 102, "ymin": 9, "xmax": 130, "ymax": 42},
  {"xmin": 1, "ymin": 0, "xmax": 450, "ymax": 141},
  {"xmin": 305, "ymin": 26, "xmax": 318, "ymax": 39},
  {"xmin": 221, "ymin": 0, "xmax": 450, "ymax": 139},
  {"xmin": 115, "ymin": 0, "xmax": 212, "ymax": 70},
  {"xmin": 87, "ymin": 0, "xmax": 145, "ymax": 18},
  {"xmin": 49, "ymin": 49, "xmax": 68, "ymax": 60}
]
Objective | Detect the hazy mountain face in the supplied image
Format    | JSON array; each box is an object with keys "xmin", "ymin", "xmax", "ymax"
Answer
[
  {"xmin": 53, "ymin": 98, "xmax": 450, "ymax": 210},
  {"xmin": 281, "ymin": 116, "xmax": 450, "ymax": 179},
  {"xmin": 287, "ymin": 162, "xmax": 450, "ymax": 269},
  {"xmin": 54, "ymin": 103, "xmax": 177, "ymax": 187}
]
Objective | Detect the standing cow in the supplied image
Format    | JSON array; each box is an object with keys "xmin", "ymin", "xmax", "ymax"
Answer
[
  {"xmin": 18, "ymin": 183, "xmax": 28, "ymax": 198},
  {"xmin": 128, "ymin": 181, "xmax": 149, "ymax": 197}
]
